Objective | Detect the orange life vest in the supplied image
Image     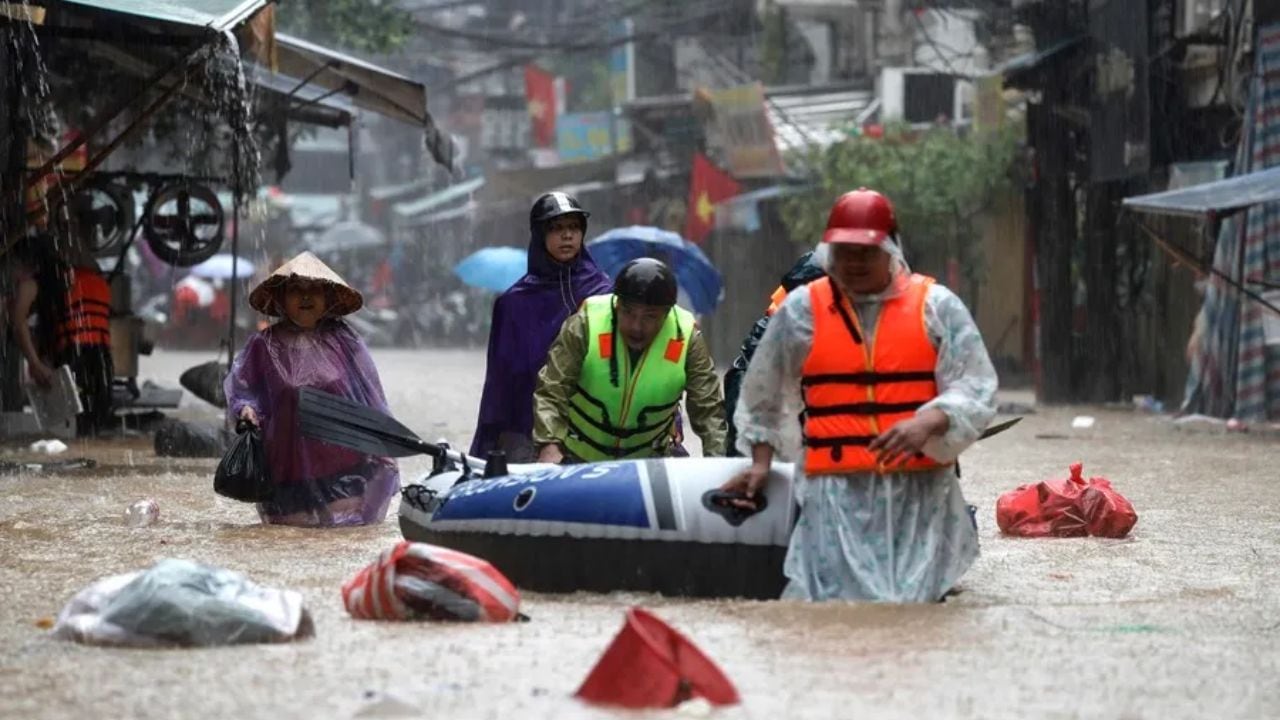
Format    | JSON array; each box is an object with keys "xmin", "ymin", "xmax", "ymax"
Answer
[
  {"xmin": 800, "ymin": 274, "xmax": 946, "ymax": 475},
  {"xmin": 56, "ymin": 266, "xmax": 112, "ymax": 353}
]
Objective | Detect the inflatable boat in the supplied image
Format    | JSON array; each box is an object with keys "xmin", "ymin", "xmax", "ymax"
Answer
[{"xmin": 398, "ymin": 457, "xmax": 796, "ymax": 599}]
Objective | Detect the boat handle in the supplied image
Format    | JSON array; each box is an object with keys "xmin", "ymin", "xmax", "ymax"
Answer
[{"xmin": 701, "ymin": 489, "xmax": 768, "ymax": 527}]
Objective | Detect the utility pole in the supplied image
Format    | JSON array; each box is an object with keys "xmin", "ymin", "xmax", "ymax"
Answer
[
  {"xmin": 1079, "ymin": 0, "xmax": 1151, "ymax": 403},
  {"xmin": 1, "ymin": 25, "xmax": 27, "ymax": 414},
  {"xmin": 1082, "ymin": 180, "xmax": 1124, "ymax": 402},
  {"xmin": 1021, "ymin": 0, "xmax": 1084, "ymax": 403},
  {"xmin": 874, "ymin": 0, "xmax": 912, "ymax": 69}
]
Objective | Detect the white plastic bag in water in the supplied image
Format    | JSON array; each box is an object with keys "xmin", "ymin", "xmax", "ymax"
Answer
[{"xmin": 52, "ymin": 558, "xmax": 314, "ymax": 647}]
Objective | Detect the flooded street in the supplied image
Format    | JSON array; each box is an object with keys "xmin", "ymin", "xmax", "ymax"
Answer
[{"xmin": 2, "ymin": 349, "xmax": 1278, "ymax": 719}]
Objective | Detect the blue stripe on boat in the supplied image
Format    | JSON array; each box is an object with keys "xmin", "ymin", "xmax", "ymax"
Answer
[{"xmin": 432, "ymin": 462, "xmax": 650, "ymax": 527}]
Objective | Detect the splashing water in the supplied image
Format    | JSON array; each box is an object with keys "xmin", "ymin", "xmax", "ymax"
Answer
[{"xmin": 2, "ymin": 18, "xmax": 268, "ymax": 369}]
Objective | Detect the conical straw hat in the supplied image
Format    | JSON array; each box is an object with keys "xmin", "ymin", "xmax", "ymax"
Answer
[{"xmin": 249, "ymin": 251, "xmax": 363, "ymax": 317}]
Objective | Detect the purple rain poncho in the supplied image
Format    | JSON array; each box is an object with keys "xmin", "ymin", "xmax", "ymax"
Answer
[
  {"xmin": 224, "ymin": 319, "xmax": 399, "ymax": 527},
  {"xmin": 469, "ymin": 230, "xmax": 612, "ymax": 460}
]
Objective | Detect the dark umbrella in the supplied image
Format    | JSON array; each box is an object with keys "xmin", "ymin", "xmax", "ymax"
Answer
[{"xmin": 586, "ymin": 226, "xmax": 724, "ymax": 314}]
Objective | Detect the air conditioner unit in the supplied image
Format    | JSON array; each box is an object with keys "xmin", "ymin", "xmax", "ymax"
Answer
[
  {"xmin": 1178, "ymin": 0, "xmax": 1226, "ymax": 37},
  {"xmin": 879, "ymin": 67, "xmax": 962, "ymax": 125}
]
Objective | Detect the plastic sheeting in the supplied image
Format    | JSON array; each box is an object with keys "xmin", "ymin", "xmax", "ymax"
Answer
[
  {"xmin": 1122, "ymin": 166, "xmax": 1280, "ymax": 219},
  {"xmin": 52, "ymin": 559, "xmax": 313, "ymax": 647},
  {"xmin": 224, "ymin": 319, "xmax": 399, "ymax": 526},
  {"xmin": 1180, "ymin": 22, "xmax": 1280, "ymax": 421}
]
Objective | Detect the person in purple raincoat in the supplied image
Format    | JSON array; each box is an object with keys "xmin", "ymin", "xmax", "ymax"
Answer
[
  {"xmin": 225, "ymin": 251, "xmax": 399, "ymax": 527},
  {"xmin": 469, "ymin": 192, "xmax": 612, "ymax": 463}
]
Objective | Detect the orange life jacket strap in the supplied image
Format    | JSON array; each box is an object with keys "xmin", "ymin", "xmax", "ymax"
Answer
[
  {"xmin": 802, "ymin": 400, "xmax": 926, "ymax": 417},
  {"xmin": 803, "ymin": 436, "xmax": 874, "ymax": 464},
  {"xmin": 801, "ymin": 370, "xmax": 935, "ymax": 387}
]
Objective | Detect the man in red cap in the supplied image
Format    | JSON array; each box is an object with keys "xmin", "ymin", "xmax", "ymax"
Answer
[{"xmin": 721, "ymin": 188, "xmax": 998, "ymax": 602}]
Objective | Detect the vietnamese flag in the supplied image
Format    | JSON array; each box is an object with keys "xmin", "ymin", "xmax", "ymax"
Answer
[
  {"xmin": 684, "ymin": 153, "xmax": 741, "ymax": 243},
  {"xmin": 524, "ymin": 64, "xmax": 564, "ymax": 148}
]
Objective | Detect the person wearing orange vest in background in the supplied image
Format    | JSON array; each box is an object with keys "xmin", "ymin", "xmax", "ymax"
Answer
[
  {"xmin": 9, "ymin": 193, "xmax": 116, "ymax": 436},
  {"xmin": 722, "ymin": 251, "xmax": 826, "ymax": 456},
  {"xmin": 721, "ymin": 188, "xmax": 998, "ymax": 602}
]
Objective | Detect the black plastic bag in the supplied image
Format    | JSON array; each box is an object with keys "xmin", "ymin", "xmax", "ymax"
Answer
[{"xmin": 214, "ymin": 420, "xmax": 272, "ymax": 503}]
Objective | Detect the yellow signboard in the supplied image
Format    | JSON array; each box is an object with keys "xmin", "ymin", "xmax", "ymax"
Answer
[
  {"xmin": 699, "ymin": 83, "xmax": 785, "ymax": 178},
  {"xmin": 974, "ymin": 74, "xmax": 1005, "ymax": 135}
]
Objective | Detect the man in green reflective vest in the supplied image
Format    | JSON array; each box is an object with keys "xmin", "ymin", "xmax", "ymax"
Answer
[{"xmin": 533, "ymin": 258, "xmax": 727, "ymax": 463}]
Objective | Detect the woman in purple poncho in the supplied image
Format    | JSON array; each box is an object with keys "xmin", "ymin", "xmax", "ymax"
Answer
[
  {"xmin": 225, "ymin": 252, "xmax": 399, "ymax": 527},
  {"xmin": 470, "ymin": 192, "xmax": 612, "ymax": 462}
]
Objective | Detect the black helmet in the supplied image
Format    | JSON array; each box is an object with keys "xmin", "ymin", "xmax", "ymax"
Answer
[
  {"xmin": 530, "ymin": 192, "xmax": 589, "ymax": 232},
  {"xmin": 613, "ymin": 258, "xmax": 678, "ymax": 307}
]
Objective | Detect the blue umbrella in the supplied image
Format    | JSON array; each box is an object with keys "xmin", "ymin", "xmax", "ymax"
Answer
[
  {"xmin": 453, "ymin": 246, "xmax": 527, "ymax": 293},
  {"xmin": 586, "ymin": 226, "xmax": 724, "ymax": 314}
]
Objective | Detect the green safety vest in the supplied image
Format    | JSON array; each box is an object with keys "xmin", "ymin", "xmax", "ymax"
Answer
[{"xmin": 564, "ymin": 294, "xmax": 693, "ymax": 461}]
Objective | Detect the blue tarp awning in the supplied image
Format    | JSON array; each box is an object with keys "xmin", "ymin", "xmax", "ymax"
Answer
[{"xmin": 1122, "ymin": 166, "xmax": 1280, "ymax": 218}]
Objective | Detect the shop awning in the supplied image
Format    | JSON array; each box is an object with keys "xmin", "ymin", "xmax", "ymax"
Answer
[
  {"xmin": 767, "ymin": 84, "xmax": 875, "ymax": 154},
  {"xmin": 62, "ymin": 0, "xmax": 268, "ymax": 32},
  {"xmin": 393, "ymin": 176, "xmax": 485, "ymax": 221},
  {"xmin": 274, "ymin": 32, "xmax": 456, "ymax": 170},
  {"xmin": 716, "ymin": 184, "xmax": 811, "ymax": 231},
  {"xmin": 249, "ymin": 65, "xmax": 355, "ymax": 128},
  {"xmin": 85, "ymin": 41, "xmax": 354, "ymax": 128},
  {"xmin": 1122, "ymin": 166, "xmax": 1280, "ymax": 219},
  {"xmin": 369, "ymin": 177, "xmax": 433, "ymax": 203},
  {"xmin": 276, "ymin": 33, "xmax": 423, "ymax": 126}
]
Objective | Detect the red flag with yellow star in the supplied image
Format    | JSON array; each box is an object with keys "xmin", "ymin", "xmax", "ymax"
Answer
[
  {"xmin": 684, "ymin": 153, "xmax": 741, "ymax": 243},
  {"xmin": 524, "ymin": 64, "xmax": 563, "ymax": 148}
]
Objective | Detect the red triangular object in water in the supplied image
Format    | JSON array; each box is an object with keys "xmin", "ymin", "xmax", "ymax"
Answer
[{"xmin": 575, "ymin": 607, "xmax": 739, "ymax": 708}]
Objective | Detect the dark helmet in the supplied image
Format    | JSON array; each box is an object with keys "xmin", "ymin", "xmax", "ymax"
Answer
[
  {"xmin": 613, "ymin": 258, "xmax": 678, "ymax": 307},
  {"xmin": 530, "ymin": 192, "xmax": 589, "ymax": 232}
]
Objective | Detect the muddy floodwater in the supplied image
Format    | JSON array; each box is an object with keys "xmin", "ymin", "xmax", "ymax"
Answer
[{"xmin": 2, "ymin": 349, "xmax": 1279, "ymax": 719}]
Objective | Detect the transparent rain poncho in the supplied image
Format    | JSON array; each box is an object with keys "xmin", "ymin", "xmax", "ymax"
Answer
[
  {"xmin": 224, "ymin": 319, "xmax": 399, "ymax": 527},
  {"xmin": 733, "ymin": 240, "xmax": 998, "ymax": 602}
]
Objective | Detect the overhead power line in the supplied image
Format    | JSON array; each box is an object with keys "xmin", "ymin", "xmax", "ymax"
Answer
[{"xmin": 438, "ymin": 1, "xmax": 744, "ymax": 90}]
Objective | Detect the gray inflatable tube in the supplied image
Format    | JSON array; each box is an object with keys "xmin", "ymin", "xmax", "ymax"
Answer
[{"xmin": 398, "ymin": 457, "xmax": 796, "ymax": 599}]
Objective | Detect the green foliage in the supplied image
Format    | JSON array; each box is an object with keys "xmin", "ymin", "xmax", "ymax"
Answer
[
  {"xmin": 275, "ymin": 0, "xmax": 413, "ymax": 54},
  {"xmin": 783, "ymin": 124, "xmax": 1022, "ymax": 285}
]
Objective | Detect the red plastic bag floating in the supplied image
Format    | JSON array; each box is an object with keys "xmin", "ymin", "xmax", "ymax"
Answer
[
  {"xmin": 576, "ymin": 607, "xmax": 739, "ymax": 709},
  {"xmin": 1079, "ymin": 476, "xmax": 1138, "ymax": 538},
  {"xmin": 342, "ymin": 542, "xmax": 520, "ymax": 622},
  {"xmin": 996, "ymin": 463, "xmax": 1136, "ymax": 539}
]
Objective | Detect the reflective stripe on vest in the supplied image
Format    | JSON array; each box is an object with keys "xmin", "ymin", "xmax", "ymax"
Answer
[
  {"xmin": 564, "ymin": 294, "xmax": 692, "ymax": 462},
  {"xmin": 800, "ymin": 274, "xmax": 945, "ymax": 474},
  {"xmin": 56, "ymin": 266, "xmax": 112, "ymax": 353}
]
